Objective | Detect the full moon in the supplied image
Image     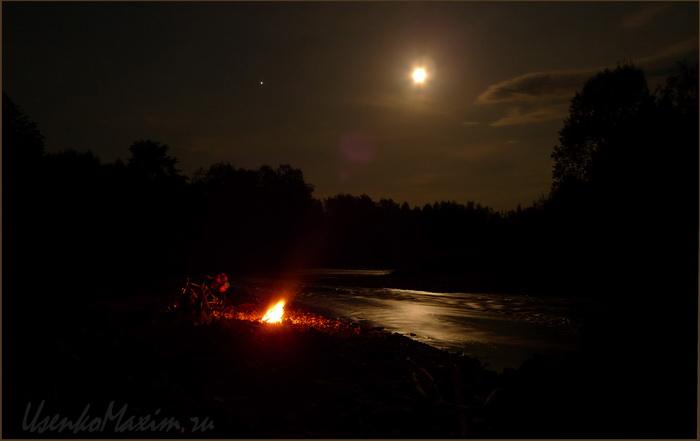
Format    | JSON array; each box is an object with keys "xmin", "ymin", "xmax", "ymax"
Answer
[{"xmin": 412, "ymin": 67, "xmax": 428, "ymax": 85}]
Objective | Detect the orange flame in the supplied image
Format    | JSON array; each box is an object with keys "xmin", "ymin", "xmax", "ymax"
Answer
[{"xmin": 261, "ymin": 299, "xmax": 285, "ymax": 324}]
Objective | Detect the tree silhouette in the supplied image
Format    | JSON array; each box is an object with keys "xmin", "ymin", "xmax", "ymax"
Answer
[
  {"xmin": 3, "ymin": 62, "xmax": 696, "ymax": 300},
  {"xmin": 127, "ymin": 139, "xmax": 181, "ymax": 181},
  {"xmin": 2, "ymin": 93, "xmax": 45, "ymax": 164},
  {"xmin": 551, "ymin": 65, "xmax": 651, "ymax": 196},
  {"xmin": 654, "ymin": 61, "xmax": 699, "ymax": 212}
]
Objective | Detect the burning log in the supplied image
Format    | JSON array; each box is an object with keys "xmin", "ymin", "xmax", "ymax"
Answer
[
  {"xmin": 170, "ymin": 275, "xmax": 362, "ymax": 335},
  {"xmin": 261, "ymin": 299, "xmax": 286, "ymax": 324}
]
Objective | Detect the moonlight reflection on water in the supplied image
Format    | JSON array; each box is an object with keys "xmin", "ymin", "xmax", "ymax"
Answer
[{"xmin": 296, "ymin": 284, "xmax": 581, "ymax": 371}]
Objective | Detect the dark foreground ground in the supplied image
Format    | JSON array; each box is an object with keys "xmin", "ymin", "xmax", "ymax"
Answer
[{"xmin": 4, "ymin": 277, "xmax": 697, "ymax": 438}]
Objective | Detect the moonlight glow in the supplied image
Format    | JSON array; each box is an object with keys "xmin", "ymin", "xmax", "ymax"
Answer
[{"xmin": 412, "ymin": 67, "xmax": 428, "ymax": 85}]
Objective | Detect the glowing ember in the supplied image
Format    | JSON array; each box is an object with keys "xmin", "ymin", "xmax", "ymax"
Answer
[{"xmin": 261, "ymin": 299, "xmax": 285, "ymax": 324}]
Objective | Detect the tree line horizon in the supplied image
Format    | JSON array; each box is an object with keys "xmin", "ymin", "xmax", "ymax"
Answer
[{"xmin": 4, "ymin": 61, "xmax": 698, "ymax": 300}]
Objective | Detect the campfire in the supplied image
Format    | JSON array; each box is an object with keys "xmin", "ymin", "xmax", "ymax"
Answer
[
  {"xmin": 173, "ymin": 273, "xmax": 358, "ymax": 334},
  {"xmin": 261, "ymin": 299, "xmax": 286, "ymax": 324}
]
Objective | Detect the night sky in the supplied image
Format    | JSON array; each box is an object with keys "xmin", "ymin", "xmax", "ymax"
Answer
[{"xmin": 4, "ymin": 2, "xmax": 698, "ymax": 209}]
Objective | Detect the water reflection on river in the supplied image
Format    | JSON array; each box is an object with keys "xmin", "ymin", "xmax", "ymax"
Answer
[{"xmin": 293, "ymin": 272, "xmax": 581, "ymax": 371}]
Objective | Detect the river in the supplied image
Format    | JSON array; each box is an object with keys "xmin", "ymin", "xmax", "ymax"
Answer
[{"xmin": 291, "ymin": 269, "xmax": 582, "ymax": 371}]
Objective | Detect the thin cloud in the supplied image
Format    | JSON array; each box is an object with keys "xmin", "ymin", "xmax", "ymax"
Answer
[
  {"xmin": 638, "ymin": 37, "xmax": 699, "ymax": 76},
  {"xmin": 490, "ymin": 103, "xmax": 568, "ymax": 127},
  {"xmin": 477, "ymin": 38, "xmax": 698, "ymax": 127},
  {"xmin": 476, "ymin": 69, "xmax": 594, "ymax": 105},
  {"xmin": 621, "ymin": 3, "xmax": 672, "ymax": 29},
  {"xmin": 477, "ymin": 37, "xmax": 697, "ymax": 106},
  {"xmin": 349, "ymin": 93, "xmax": 451, "ymax": 118}
]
